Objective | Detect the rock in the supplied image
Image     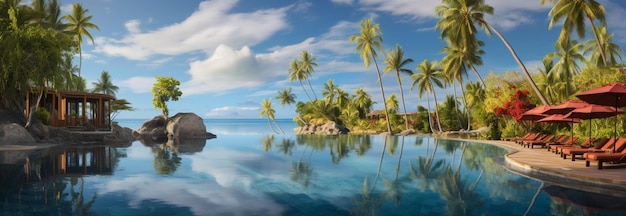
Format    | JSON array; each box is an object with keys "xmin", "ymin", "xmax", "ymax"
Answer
[
  {"xmin": 398, "ymin": 129, "xmax": 416, "ymax": 136},
  {"xmin": 46, "ymin": 126, "xmax": 73, "ymax": 143},
  {"xmin": 0, "ymin": 123, "xmax": 36, "ymax": 145},
  {"xmin": 294, "ymin": 121, "xmax": 349, "ymax": 135},
  {"xmin": 103, "ymin": 122, "xmax": 135, "ymax": 144},
  {"xmin": 26, "ymin": 118, "xmax": 49, "ymax": 140},
  {"xmin": 166, "ymin": 113, "xmax": 208, "ymax": 139},
  {"xmin": 134, "ymin": 112, "xmax": 216, "ymax": 146}
]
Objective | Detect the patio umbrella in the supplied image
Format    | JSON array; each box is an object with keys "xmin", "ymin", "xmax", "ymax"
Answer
[
  {"xmin": 537, "ymin": 114, "xmax": 581, "ymax": 139},
  {"xmin": 576, "ymin": 82, "xmax": 626, "ymax": 152},
  {"xmin": 517, "ymin": 105, "xmax": 551, "ymax": 121},
  {"xmin": 564, "ymin": 104, "xmax": 623, "ymax": 137},
  {"xmin": 541, "ymin": 100, "xmax": 590, "ymax": 115}
]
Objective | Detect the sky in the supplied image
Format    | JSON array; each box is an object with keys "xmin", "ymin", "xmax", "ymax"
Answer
[{"xmin": 64, "ymin": 0, "xmax": 626, "ymax": 120}]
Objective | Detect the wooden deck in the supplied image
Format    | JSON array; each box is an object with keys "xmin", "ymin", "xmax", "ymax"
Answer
[{"xmin": 480, "ymin": 139, "xmax": 626, "ymax": 198}]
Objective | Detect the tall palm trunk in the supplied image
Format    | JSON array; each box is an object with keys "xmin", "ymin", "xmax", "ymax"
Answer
[
  {"xmin": 430, "ymin": 86, "xmax": 444, "ymax": 132},
  {"xmin": 587, "ymin": 15, "xmax": 607, "ymax": 66},
  {"xmin": 426, "ymin": 94, "xmax": 436, "ymax": 133},
  {"xmin": 458, "ymin": 81, "xmax": 471, "ymax": 131},
  {"xmin": 266, "ymin": 117, "xmax": 279, "ymax": 134},
  {"xmin": 486, "ymin": 22, "xmax": 549, "ymax": 105},
  {"xmin": 396, "ymin": 74, "xmax": 410, "ymax": 130},
  {"xmin": 373, "ymin": 58, "xmax": 393, "ymax": 134},
  {"xmin": 468, "ymin": 64, "xmax": 485, "ymax": 88},
  {"xmin": 25, "ymin": 88, "xmax": 45, "ymax": 128},
  {"xmin": 299, "ymin": 80, "xmax": 312, "ymax": 101},
  {"xmin": 452, "ymin": 82, "xmax": 464, "ymax": 129},
  {"xmin": 306, "ymin": 79, "xmax": 318, "ymax": 100},
  {"xmin": 288, "ymin": 104, "xmax": 307, "ymax": 124},
  {"xmin": 273, "ymin": 119, "xmax": 285, "ymax": 134}
]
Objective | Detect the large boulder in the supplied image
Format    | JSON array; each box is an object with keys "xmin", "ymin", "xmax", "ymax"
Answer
[
  {"xmin": 0, "ymin": 123, "xmax": 36, "ymax": 145},
  {"xmin": 103, "ymin": 122, "xmax": 136, "ymax": 144},
  {"xmin": 166, "ymin": 113, "xmax": 208, "ymax": 139},
  {"xmin": 134, "ymin": 113, "xmax": 216, "ymax": 146},
  {"xmin": 294, "ymin": 121, "xmax": 349, "ymax": 135}
]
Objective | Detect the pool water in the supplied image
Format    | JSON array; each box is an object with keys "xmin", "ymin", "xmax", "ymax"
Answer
[{"xmin": 0, "ymin": 119, "xmax": 624, "ymax": 216}]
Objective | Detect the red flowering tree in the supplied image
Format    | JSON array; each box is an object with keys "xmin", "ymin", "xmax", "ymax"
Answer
[{"xmin": 494, "ymin": 89, "xmax": 536, "ymax": 121}]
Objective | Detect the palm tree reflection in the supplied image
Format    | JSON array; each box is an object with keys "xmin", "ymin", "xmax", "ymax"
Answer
[
  {"xmin": 351, "ymin": 177, "xmax": 382, "ymax": 216},
  {"xmin": 382, "ymin": 136, "xmax": 409, "ymax": 206},
  {"xmin": 409, "ymin": 138, "xmax": 444, "ymax": 192}
]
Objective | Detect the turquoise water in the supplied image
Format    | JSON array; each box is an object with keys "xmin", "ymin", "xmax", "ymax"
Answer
[{"xmin": 0, "ymin": 119, "xmax": 624, "ymax": 215}]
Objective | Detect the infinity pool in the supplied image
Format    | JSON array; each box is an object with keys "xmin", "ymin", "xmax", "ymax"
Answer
[{"xmin": 0, "ymin": 119, "xmax": 624, "ymax": 215}]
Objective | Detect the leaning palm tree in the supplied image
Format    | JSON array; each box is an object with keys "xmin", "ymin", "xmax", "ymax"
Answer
[
  {"xmin": 412, "ymin": 59, "xmax": 445, "ymax": 132},
  {"xmin": 298, "ymin": 50, "xmax": 318, "ymax": 100},
  {"xmin": 383, "ymin": 44, "xmax": 414, "ymax": 130},
  {"xmin": 583, "ymin": 26, "xmax": 624, "ymax": 67},
  {"xmin": 64, "ymin": 3, "xmax": 99, "ymax": 77},
  {"xmin": 436, "ymin": 0, "xmax": 549, "ymax": 105},
  {"xmin": 288, "ymin": 59, "xmax": 312, "ymax": 101},
  {"xmin": 542, "ymin": 0, "xmax": 608, "ymax": 66},
  {"xmin": 544, "ymin": 38, "xmax": 585, "ymax": 97},
  {"xmin": 91, "ymin": 71, "xmax": 119, "ymax": 96},
  {"xmin": 259, "ymin": 98, "xmax": 284, "ymax": 134},
  {"xmin": 349, "ymin": 18, "xmax": 392, "ymax": 133},
  {"xmin": 276, "ymin": 87, "xmax": 306, "ymax": 124}
]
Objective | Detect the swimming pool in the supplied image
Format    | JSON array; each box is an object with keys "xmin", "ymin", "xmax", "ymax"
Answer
[{"xmin": 0, "ymin": 119, "xmax": 624, "ymax": 215}]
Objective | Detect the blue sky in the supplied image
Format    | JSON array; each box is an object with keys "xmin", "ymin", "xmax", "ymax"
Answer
[{"xmin": 68, "ymin": 0, "xmax": 626, "ymax": 120}]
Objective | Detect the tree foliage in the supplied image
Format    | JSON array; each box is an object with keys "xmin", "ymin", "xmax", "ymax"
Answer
[{"xmin": 151, "ymin": 76, "xmax": 182, "ymax": 117}]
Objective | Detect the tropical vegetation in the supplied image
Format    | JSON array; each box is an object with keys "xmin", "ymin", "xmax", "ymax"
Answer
[
  {"xmin": 264, "ymin": 0, "xmax": 625, "ymax": 140},
  {"xmin": 0, "ymin": 0, "xmax": 133, "ymax": 126}
]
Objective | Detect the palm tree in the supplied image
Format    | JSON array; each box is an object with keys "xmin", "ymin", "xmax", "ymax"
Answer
[
  {"xmin": 288, "ymin": 59, "xmax": 312, "ymax": 101},
  {"xmin": 440, "ymin": 41, "xmax": 486, "ymax": 87},
  {"xmin": 335, "ymin": 88, "xmax": 350, "ymax": 108},
  {"xmin": 321, "ymin": 79, "xmax": 338, "ymax": 103},
  {"xmin": 542, "ymin": 0, "xmax": 608, "ymax": 66},
  {"xmin": 64, "ymin": 3, "xmax": 100, "ymax": 77},
  {"xmin": 441, "ymin": 44, "xmax": 471, "ymax": 130},
  {"xmin": 353, "ymin": 88, "xmax": 374, "ymax": 118},
  {"xmin": 464, "ymin": 81, "xmax": 485, "ymax": 110},
  {"xmin": 276, "ymin": 87, "xmax": 306, "ymax": 124},
  {"xmin": 544, "ymin": 38, "xmax": 584, "ymax": 97},
  {"xmin": 436, "ymin": 0, "xmax": 549, "ymax": 105},
  {"xmin": 584, "ymin": 26, "xmax": 624, "ymax": 67},
  {"xmin": 259, "ymin": 98, "xmax": 284, "ymax": 134},
  {"xmin": 91, "ymin": 70, "xmax": 119, "ymax": 96},
  {"xmin": 383, "ymin": 44, "xmax": 414, "ymax": 130},
  {"xmin": 298, "ymin": 50, "xmax": 318, "ymax": 100},
  {"xmin": 412, "ymin": 59, "xmax": 445, "ymax": 132},
  {"xmin": 536, "ymin": 58, "xmax": 562, "ymax": 104},
  {"xmin": 349, "ymin": 18, "xmax": 392, "ymax": 134},
  {"xmin": 386, "ymin": 93, "xmax": 399, "ymax": 113}
]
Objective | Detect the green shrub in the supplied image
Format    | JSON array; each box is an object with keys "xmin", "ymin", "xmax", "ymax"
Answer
[{"xmin": 35, "ymin": 107, "xmax": 50, "ymax": 125}]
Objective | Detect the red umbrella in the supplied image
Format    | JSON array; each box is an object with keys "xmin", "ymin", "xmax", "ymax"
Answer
[
  {"xmin": 537, "ymin": 114, "xmax": 581, "ymax": 139},
  {"xmin": 517, "ymin": 105, "xmax": 551, "ymax": 121},
  {"xmin": 576, "ymin": 82, "xmax": 626, "ymax": 152},
  {"xmin": 542, "ymin": 100, "xmax": 590, "ymax": 115},
  {"xmin": 564, "ymin": 105, "xmax": 623, "ymax": 137}
]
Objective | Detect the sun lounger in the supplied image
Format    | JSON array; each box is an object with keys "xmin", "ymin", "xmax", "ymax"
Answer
[
  {"xmin": 547, "ymin": 136, "xmax": 578, "ymax": 153},
  {"xmin": 560, "ymin": 137, "xmax": 611, "ymax": 161},
  {"xmin": 584, "ymin": 140, "xmax": 626, "ymax": 169},
  {"xmin": 523, "ymin": 134, "xmax": 556, "ymax": 148},
  {"xmin": 531, "ymin": 134, "xmax": 568, "ymax": 149},
  {"xmin": 514, "ymin": 133, "xmax": 542, "ymax": 145},
  {"xmin": 503, "ymin": 132, "xmax": 533, "ymax": 142},
  {"xmin": 555, "ymin": 137, "xmax": 594, "ymax": 155}
]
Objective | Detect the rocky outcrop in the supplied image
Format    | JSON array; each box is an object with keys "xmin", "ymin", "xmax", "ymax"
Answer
[
  {"xmin": 294, "ymin": 121, "xmax": 349, "ymax": 135},
  {"xmin": 133, "ymin": 113, "xmax": 216, "ymax": 146},
  {"xmin": 103, "ymin": 122, "xmax": 136, "ymax": 144},
  {"xmin": 0, "ymin": 123, "xmax": 36, "ymax": 145}
]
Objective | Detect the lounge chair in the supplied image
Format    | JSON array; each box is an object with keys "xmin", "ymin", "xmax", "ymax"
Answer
[
  {"xmin": 584, "ymin": 141, "xmax": 626, "ymax": 169},
  {"xmin": 514, "ymin": 133, "xmax": 542, "ymax": 145},
  {"xmin": 554, "ymin": 137, "xmax": 594, "ymax": 155},
  {"xmin": 546, "ymin": 136, "xmax": 577, "ymax": 152},
  {"xmin": 525, "ymin": 134, "xmax": 564, "ymax": 149},
  {"xmin": 523, "ymin": 134, "xmax": 555, "ymax": 148},
  {"xmin": 560, "ymin": 137, "xmax": 612, "ymax": 161},
  {"xmin": 503, "ymin": 132, "xmax": 533, "ymax": 142}
]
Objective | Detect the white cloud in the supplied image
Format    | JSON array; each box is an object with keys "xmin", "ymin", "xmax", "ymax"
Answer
[
  {"xmin": 354, "ymin": 0, "xmax": 550, "ymax": 29},
  {"xmin": 331, "ymin": 0, "xmax": 354, "ymax": 5},
  {"xmin": 119, "ymin": 76, "xmax": 155, "ymax": 93},
  {"xmin": 94, "ymin": 0, "xmax": 290, "ymax": 60},
  {"xmin": 204, "ymin": 106, "xmax": 259, "ymax": 118}
]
